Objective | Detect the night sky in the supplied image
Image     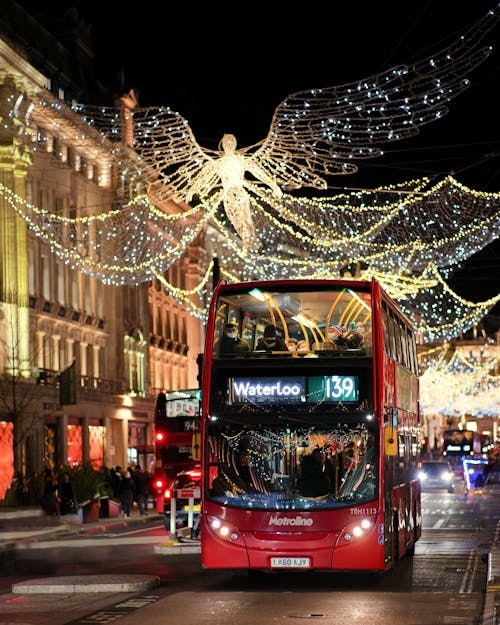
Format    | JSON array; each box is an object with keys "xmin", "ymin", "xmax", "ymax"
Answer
[{"xmin": 15, "ymin": 1, "xmax": 500, "ymax": 313}]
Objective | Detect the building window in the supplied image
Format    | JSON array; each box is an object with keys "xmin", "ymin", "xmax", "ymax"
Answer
[{"xmin": 124, "ymin": 329, "xmax": 147, "ymax": 397}]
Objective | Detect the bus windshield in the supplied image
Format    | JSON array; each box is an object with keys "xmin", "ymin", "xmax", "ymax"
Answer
[{"xmin": 207, "ymin": 416, "xmax": 378, "ymax": 511}]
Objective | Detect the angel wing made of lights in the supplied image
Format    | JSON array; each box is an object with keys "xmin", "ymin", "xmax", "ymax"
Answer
[{"xmin": 76, "ymin": 3, "xmax": 499, "ymax": 249}]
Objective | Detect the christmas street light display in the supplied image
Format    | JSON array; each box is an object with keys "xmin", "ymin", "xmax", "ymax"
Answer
[
  {"xmin": 419, "ymin": 342, "xmax": 500, "ymax": 419},
  {"xmin": 2, "ymin": 175, "xmax": 499, "ymax": 341},
  {"xmin": 0, "ymin": 4, "xmax": 499, "ymax": 343}
]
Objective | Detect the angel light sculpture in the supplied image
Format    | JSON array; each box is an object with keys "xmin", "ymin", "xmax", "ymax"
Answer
[{"xmin": 184, "ymin": 133, "xmax": 282, "ymax": 250}]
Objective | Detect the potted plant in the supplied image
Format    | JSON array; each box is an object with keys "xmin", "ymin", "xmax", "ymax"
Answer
[{"xmin": 63, "ymin": 463, "xmax": 102, "ymax": 523}]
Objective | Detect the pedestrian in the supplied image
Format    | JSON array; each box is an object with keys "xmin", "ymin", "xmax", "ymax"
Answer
[
  {"xmin": 110, "ymin": 466, "xmax": 122, "ymax": 499},
  {"xmin": 57, "ymin": 472, "xmax": 78, "ymax": 515},
  {"xmin": 40, "ymin": 467, "xmax": 58, "ymax": 516},
  {"xmin": 119, "ymin": 470, "xmax": 136, "ymax": 517},
  {"xmin": 133, "ymin": 464, "xmax": 151, "ymax": 516}
]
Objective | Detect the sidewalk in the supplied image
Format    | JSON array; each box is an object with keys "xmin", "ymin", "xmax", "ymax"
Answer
[
  {"xmin": 0, "ymin": 505, "xmax": 200, "ymax": 594},
  {"xmin": 0, "ymin": 504, "xmax": 161, "ymax": 545}
]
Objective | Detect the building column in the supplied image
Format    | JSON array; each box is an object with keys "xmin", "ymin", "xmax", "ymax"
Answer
[
  {"xmin": 36, "ymin": 331, "xmax": 45, "ymax": 370},
  {"xmin": 93, "ymin": 344, "xmax": 100, "ymax": 382},
  {"xmin": 0, "ymin": 140, "xmax": 32, "ymax": 377},
  {"xmin": 66, "ymin": 338, "xmax": 75, "ymax": 365},
  {"xmin": 82, "ymin": 415, "xmax": 90, "ymax": 465},
  {"xmin": 121, "ymin": 416, "xmax": 129, "ymax": 467},
  {"xmin": 52, "ymin": 334, "xmax": 61, "ymax": 372},
  {"xmin": 79, "ymin": 341, "xmax": 88, "ymax": 376}
]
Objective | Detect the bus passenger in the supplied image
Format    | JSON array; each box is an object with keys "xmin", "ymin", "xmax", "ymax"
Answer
[
  {"xmin": 298, "ymin": 448, "xmax": 332, "ymax": 497},
  {"xmin": 287, "ymin": 337, "xmax": 298, "ymax": 352},
  {"xmin": 219, "ymin": 323, "xmax": 250, "ymax": 354},
  {"xmin": 256, "ymin": 325, "xmax": 287, "ymax": 351}
]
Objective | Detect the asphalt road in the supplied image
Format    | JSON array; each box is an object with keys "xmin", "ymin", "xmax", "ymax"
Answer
[{"xmin": 0, "ymin": 486, "xmax": 498, "ymax": 625}]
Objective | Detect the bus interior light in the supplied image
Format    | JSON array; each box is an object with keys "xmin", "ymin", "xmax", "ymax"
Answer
[{"xmin": 249, "ymin": 287, "xmax": 268, "ymax": 301}]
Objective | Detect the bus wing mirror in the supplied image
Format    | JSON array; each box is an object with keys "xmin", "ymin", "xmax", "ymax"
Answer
[
  {"xmin": 192, "ymin": 432, "xmax": 201, "ymax": 461},
  {"xmin": 384, "ymin": 426, "xmax": 397, "ymax": 456}
]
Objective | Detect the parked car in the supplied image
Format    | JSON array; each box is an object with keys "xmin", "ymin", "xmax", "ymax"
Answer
[
  {"xmin": 163, "ymin": 466, "xmax": 201, "ymax": 536},
  {"xmin": 418, "ymin": 460, "xmax": 455, "ymax": 493}
]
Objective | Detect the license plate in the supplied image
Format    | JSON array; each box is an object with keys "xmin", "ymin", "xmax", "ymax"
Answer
[{"xmin": 271, "ymin": 557, "xmax": 310, "ymax": 568}]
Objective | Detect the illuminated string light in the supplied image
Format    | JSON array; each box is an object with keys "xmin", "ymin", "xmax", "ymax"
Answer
[
  {"xmin": 419, "ymin": 342, "xmax": 500, "ymax": 419},
  {"xmin": 0, "ymin": 5, "xmax": 499, "ymax": 339}
]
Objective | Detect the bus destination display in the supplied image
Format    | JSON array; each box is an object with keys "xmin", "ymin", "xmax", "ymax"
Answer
[{"xmin": 230, "ymin": 375, "xmax": 359, "ymax": 403}]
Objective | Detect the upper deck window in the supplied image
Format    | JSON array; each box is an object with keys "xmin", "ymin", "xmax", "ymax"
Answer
[{"xmin": 213, "ymin": 285, "xmax": 372, "ymax": 359}]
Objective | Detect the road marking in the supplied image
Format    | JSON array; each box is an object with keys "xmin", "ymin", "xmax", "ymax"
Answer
[{"xmin": 65, "ymin": 593, "xmax": 162, "ymax": 624}]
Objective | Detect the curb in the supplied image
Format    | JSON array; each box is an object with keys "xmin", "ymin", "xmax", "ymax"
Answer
[
  {"xmin": 12, "ymin": 574, "xmax": 160, "ymax": 594},
  {"xmin": 154, "ymin": 539, "xmax": 201, "ymax": 555}
]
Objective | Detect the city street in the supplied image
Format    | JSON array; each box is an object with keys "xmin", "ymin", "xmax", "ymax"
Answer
[{"xmin": 0, "ymin": 485, "xmax": 498, "ymax": 625}]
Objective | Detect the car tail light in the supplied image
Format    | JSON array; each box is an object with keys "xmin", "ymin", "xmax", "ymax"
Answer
[
  {"xmin": 187, "ymin": 470, "xmax": 202, "ymax": 479},
  {"xmin": 164, "ymin": 488, "xmax": 172, "ymax": 500},
  {"xmin": 155, "ymin": 431, "xmax": 166, "ymax": 443},
  {"xmin": 154, "ymin": 478, "xmax": 165, "ymax": 491}
]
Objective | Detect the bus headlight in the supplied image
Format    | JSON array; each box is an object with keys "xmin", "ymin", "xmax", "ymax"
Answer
[
  {"xmin": 207, "ymin": 515, "xmax": 242, "ymax": 544},
  {"xmin": 339, "ymin": 517, "xmax": 374, "ymax": 543}
]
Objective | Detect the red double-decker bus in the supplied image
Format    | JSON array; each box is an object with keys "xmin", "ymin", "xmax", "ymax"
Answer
[
  {"xmin": 152, "ymin": 389, "xmax": 200, "ymax": 512},
  {"xmin": 199, "ymin": 277, "xmax": 421, "ymax": 572}
]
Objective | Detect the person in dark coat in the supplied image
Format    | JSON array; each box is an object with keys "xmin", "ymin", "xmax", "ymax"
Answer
[
  {"xmin": 110, "ymin": 466, "xmax": 122, "ymax": 499},
  {"xmin": 218, "ymin": 323, "xmax": 250, "ymax": 354},
  {"xmin": 57, "ymin": 472, "xmax": 78, "ymax": 515},
  {"xmin": 256, "ymin": 325, "xmax": 287, "ymax": 351},
  {"xmin": 133, "ymin": 464, "xmax": 151, "ymax": 516},
  {"xmin": 299, "ymin": 448, "xmax": 332, "ymax": 498},
  {"xmin": 41, "ymin": 467, "xmax": 58, "ymax": 516},
  {"xmin": 119, "ymin": 470, "xmax": 136, "ymax": 517}
]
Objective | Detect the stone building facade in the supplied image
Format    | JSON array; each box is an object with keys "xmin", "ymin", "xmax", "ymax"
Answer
[{"xmin": 0, "ymin": 6, "xmax": 204, "ymax": 501}]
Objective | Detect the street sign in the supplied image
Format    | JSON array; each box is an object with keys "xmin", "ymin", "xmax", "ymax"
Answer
[{"xmin": 178, "ymin": 488, "xmax": 200, "ymax": 498}]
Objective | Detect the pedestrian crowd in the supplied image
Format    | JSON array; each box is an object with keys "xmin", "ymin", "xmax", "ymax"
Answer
[
  {"xmin": 108, "ymin": 463, "xmax": 153, "ymax": 517},
  {"xmin": 40, "ymin": 463, "xmax": 153, "ymax": 519}
]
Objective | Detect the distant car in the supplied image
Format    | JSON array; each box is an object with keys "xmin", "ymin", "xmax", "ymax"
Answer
[
  {"xmin": 419, "ymin": 461, "xmax": 455, "ymax": 493},
  {"xmin": 485, "ymin": 464, "xmax": 500, "ymax": 490},
  {"xmin": 163, "ymin": 466, "xmax": 201, "ymax": 536}
]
